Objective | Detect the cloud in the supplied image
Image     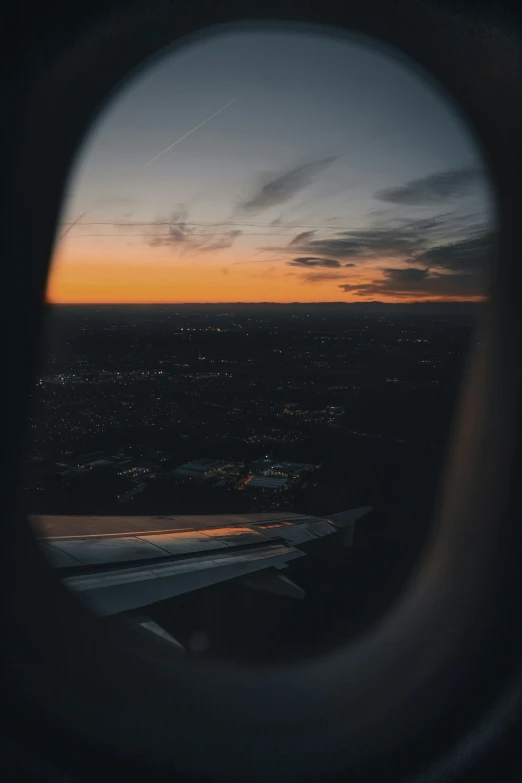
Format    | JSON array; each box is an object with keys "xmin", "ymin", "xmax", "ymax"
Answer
[
  {"xmin": 146, "ymin": 206, "xmax": 242, "ymax": 254},
  {"xmin": 330, "ymin": 231, "xmax": 492, "ymax": 299},
  {"xmin": 259, "ymin": 215, "xmax": 492, "ymax": 273},
  {"xmin": 382, "ymin": 267, "xmax": 430, "ymax": 282},
  {"xmin": 300, "ymin": 271, "xmax": 350, "ymax": 284},
  {"xmin": 222, "ymin": 268, "xmax": 228, "ymax": 276},
  {"xmin": 291, "ymin": 237, "xmax": 368, "ymax": 258},
  {"xmin": 374, "ymin": 167, "xmax": 483, "ymax": 205},
  {"xmin": 344, "ymin": 263, "xmax": 356, "ymax": 267},
  {"xmin": 417, "ymin": 231, "xmax": 495, "ymax": 272},
  {"xmin": 288, "ymin": 230, "xmax": 317, "ymax": 246},
  {"xmin": 338, "ymin": 266, "xmax": 484, "ymax": 299},
  {"xmin": 273, "ymin": 215, "xmax": 454, "ymax": 261},
  {"xmin": 288, "ymin": 257, "xmax": 341, "ymax": 268},
  {"xmin": 285, "ymin": 229, "xmax": 419, "ymax": 261},
  {"xmin": 147, "ymin": 205, "xmax": 191, "ymax": 247},
  {"xmin": 197, "ymin": 230, "xmax": 242, "ymax": 253},
  {"xmin": 238, "ymin": 157, "xmax": 337, "ymax": 212}
]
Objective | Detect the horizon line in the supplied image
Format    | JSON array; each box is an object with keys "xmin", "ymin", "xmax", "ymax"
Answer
[{"xmin": 46, "ymin": 299, "xmax": 485, "ymax": 306}]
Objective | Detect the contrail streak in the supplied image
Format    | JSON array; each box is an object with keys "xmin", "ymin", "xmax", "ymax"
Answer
[
  {"xmin": 142, "ymin": 97, "xmax": 238, "ymax": 168},
  {"xmin": 59, "ymin": 211, "xmax": 88, "ymax": 239},
  {"xmin": 60, "ymin": 98, "xmax": 237, "ymax": 238}
]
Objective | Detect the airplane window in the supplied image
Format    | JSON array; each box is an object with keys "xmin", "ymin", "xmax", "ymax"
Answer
[{"xmin": 23, "ymin": 24, "xmax": 496, "ymax": 664}]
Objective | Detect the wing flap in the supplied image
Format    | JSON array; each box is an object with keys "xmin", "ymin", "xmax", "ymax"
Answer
[
  {"xmin": 39, "ymin": 508, "xmax": 372, "ymax": 615},
  {"xmin": 64, "ymin": 543, "xmax": 304, "ymax": 615}
]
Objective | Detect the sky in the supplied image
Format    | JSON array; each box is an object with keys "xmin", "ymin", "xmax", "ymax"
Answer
[{"xmin": 47, "ymin": 25, "xmax": 495, "ymax": 304}]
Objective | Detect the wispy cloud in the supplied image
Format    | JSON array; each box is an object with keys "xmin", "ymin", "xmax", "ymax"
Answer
[
  {"xmin": 373, "ymin": 167, "xmax": 484, "ymax": 205},
  {"xmin": 288, "ymin": 230, "xmax": 317, "ymax": 246},
  {"xmin": 198, "ymin": 230, "xmax": 243, "ymax": 253},
  {"xmin": 145, "ymin": 206, "xmax": 242, "ymax": 255},
  {"xmin": 299, "ymin": 271, "xmax": 350, "ymax": 284},
  {"xmin": 288, "ymin": 257, "xmax": 341, "ymax": 268},
  {"xmin": 416, "ymin": 231, "xmax": 495, "ymax": 272},
  {"xmin": 237, "ymin": 157, "xmax": 338, "ymax": 213}
]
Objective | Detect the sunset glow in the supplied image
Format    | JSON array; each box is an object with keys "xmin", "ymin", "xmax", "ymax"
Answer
[
  {"xmin": 47, "ymin": 247, "xmax": 484, "ymax": 304},
  {"xmin": 47, "ymin": 27, "xmax": 493, "ymax": 305}
]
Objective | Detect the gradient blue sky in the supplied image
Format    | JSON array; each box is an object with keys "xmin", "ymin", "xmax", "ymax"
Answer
[{"xmin": 49, "ymin": 25, "xmax": 494, "ymax": 302}]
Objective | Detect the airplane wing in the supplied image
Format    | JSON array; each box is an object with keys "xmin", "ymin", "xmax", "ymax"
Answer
[{"xmin": 35, "ymin": 507, "xmax": 372, "ymax": 619}]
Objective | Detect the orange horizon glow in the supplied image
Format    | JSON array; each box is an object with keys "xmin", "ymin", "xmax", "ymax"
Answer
[
  {"xmin": 46, "ymin": 245, "xmax": 484, "ymax": 305},
  {"xmin": 45, "ymin": 29, "xmax": 492, "ymax": 310}
]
